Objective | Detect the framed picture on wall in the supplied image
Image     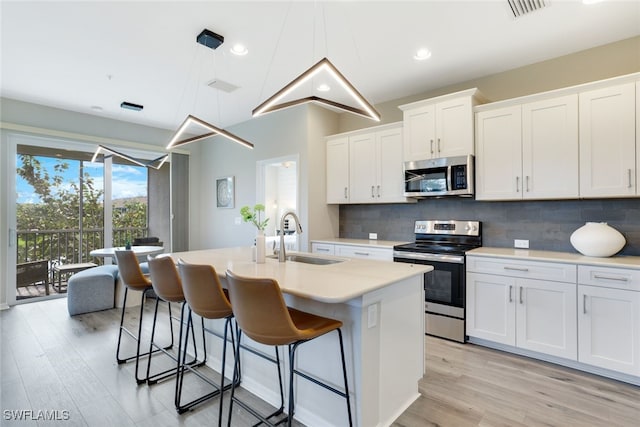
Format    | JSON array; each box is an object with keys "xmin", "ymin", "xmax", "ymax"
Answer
[{"xmin": 216, "ymin": 176, "xmax": 235, "ymax": 209}]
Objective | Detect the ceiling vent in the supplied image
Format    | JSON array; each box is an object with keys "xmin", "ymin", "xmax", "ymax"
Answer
[
  {"xmin": 508, "ymin": 0, "xmax": 549, "ymax": 18},
  {"xmin": 208, "ymin": 79, "xmax": 239, "ymax": 93}
]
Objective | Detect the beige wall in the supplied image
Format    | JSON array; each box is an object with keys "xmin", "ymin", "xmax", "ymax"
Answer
[{"xmin": 338, "ymin": 36, "xmax": 640, "ymax": 133}]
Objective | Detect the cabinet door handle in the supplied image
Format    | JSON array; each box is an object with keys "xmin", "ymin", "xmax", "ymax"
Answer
[
  {"xmin": 504, "ymin": 266, "xmax": 529, "ymax": 272},
  {"xmin": 371, "ymin": 186, "xmax": 375, "ymax": 198},
  {"xmin": 526, "ymin": 176, "xmax": 530, "ymax": 192},
  {"xmin": 437, "ymin": 138, "xmax": 441, "ymax": 154},
  {"xmin": 593, "ymin": 274, "xmax": 629, "ymax": 282},
  {"xmin": 344, "ymin": 187, "xmax": 348, "ymax": 199},
  {"xmin": 430, "ymin": 139, "xmax": 434, "ymax": 155},
  {"xmin": 516, "ymin": 176, "xmax": 520, "ymax": 192},
  {"xmin": 354, "ymin": 252, "xmax": 370, "ymax": 256},
  {"xmin": 519, "ymin": 287, "xmax": 524, "ymax": 304},
  {"xmin": 628, "ymin": 169, "xmax": 633, "ymax": 189},
  {"xmin": 508, "ymin": 285, "xmax": 513, "ymax": 303},
  {"xmin": 377, "ymin": 185, "xmax": 380, "ymax": 197},
  {"xmin": 583, "ymin": 294, "xmax": 587, "ymax": 314}
]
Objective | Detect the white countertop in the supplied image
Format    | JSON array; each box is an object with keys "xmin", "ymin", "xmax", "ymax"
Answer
[
  {"xmin": 468, "ymin": 247, "xmax": 640, "ymax": 269},
  {"xmin": 169, "ymin": 247, "xmax": 431, "ymax": 303},
  {"xmin": 311, "ymin": 238, "xmax": 410, "ymax": 249}
]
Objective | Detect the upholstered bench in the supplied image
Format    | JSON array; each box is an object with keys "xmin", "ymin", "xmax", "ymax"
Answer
[{"xmin": 67, "ymin": 265, "xmax": 119, "ymax": 316}]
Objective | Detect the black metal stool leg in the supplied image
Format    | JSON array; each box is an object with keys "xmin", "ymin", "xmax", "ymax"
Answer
[
  {"xmin": 116, "ymin": 287, "xmax": 130, "ymax": 364},
  {"xmin": 337, "ymin": 328, "xmax": 353, "ymax": 427}
]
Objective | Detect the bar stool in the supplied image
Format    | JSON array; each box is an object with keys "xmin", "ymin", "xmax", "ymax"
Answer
[
  {"xmin": 177, "ymin": 260, "xmax": 238, "ymax": 423},
  {"xmin": 225, "ymin": 270, "xmax": 352, "ymax": 427},
  {"xmin": 145, "ymin": 255, "xmax": 206, "ymax": 413},
  {"xmin": 114, "ymin": 250, "xmax": 173, "ymax": 384}
]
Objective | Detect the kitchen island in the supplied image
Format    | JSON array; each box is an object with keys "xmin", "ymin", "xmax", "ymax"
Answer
[{"xmin": 169, "ymin": 247, "xmax": 431, "ymax": 427}]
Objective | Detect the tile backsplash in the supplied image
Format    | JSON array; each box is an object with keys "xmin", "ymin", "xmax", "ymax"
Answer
[{"xmin": 339, "ymin": 198, "xmax": 640, "ymax": 256}]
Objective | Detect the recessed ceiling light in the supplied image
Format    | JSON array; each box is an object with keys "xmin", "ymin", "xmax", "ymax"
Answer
[
  {"xmin": 583, "ymin": 0, "xmax": 605, "ymax": 4},
  {"xmin": 230, "ymin": 43, "xmax": 248, "ymax": 56},
  {"xmin": 90, "ymin": 105, "xmax": 103, "ymax": 112},
  {"xmin": 414, "ymin": 48, "xmax": 432, "ymax": 61},
  {"xmin": 317, "ymin": 84, "xmax": 330, "ymax": 92}
]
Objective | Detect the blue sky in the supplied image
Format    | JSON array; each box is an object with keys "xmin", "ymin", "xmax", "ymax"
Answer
[{"xmin": 16, "ymin": 156, "xmax": 147, "ymax": 204}]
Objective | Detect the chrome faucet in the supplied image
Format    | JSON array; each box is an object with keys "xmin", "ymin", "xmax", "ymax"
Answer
[{"xmin": 278, "ymin": 211, "xmax": 303, "ymax": 262}]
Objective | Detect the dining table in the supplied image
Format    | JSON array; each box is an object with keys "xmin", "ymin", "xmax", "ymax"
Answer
[{"xmin": 89, "ymin": 245, "xmax": 165, "ymax": 260}]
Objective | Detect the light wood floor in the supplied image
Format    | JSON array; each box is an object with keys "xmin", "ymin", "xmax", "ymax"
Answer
[{"xmin": 1, "ymin": 298, "xmax": 639, "ymax": 426}]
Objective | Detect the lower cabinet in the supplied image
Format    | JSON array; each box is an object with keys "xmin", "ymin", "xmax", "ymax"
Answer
[
  {"xmin": 577, "ymin": 266, "xmax": 640, "ymax": 376},
  {"xmin": 467, "ymin": 255, "xmax": 640, "ymax": 382},
  {"xmin": 467, "ymin": 272, "xmax": 577, "ymax": 360},
  {"xmin": 311, "ymin": 242, "xmax": 392, "ymax": 261}
]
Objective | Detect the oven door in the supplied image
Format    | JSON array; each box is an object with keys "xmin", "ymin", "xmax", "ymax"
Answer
[{"xmin": 393, "ymin": 251, "xmax": 465, "ymax": 308}]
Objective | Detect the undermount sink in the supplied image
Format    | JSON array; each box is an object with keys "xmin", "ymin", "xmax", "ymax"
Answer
[{"xmin": 266, "ymin": 254, "xmax": 345, "ymax": 265}]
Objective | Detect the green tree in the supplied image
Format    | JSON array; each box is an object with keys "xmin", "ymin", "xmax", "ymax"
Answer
[{"xmin": 16, "ymin": 154, "xmax": 147, "ymax": 262}]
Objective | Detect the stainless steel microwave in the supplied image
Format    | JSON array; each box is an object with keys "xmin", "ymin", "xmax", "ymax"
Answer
[{"xmin": 403, "ymin": 155, "xmax": 474, "ymax": 198}]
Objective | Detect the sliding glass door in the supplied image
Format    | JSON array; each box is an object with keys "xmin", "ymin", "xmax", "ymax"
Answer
[{"xmin": 14, "ymin": 141, "xmax": 149, "ymax": 301}]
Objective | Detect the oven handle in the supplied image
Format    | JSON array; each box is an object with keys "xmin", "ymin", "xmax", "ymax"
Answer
[{"xmin": 393, "ymin": 251, "xmax": 465, "ymax": 264}]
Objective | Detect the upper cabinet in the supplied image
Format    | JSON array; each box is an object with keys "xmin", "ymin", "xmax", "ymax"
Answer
[
  {"xmin": 476, "ymin": 95, "xmax": 579, "ymax": 200},
  {"xmin": 326, "ymin": 123, "xmax": 415, "ymax": 205},
  {"xmin": 475, "ymin": 72, "xmax": 640, "ymax": 201},
  {"xmin": 399, "ymin": 88, "xmax": 486, "ymax": 161},
  {"xmin": 579, "ymin": 82, "xmax": 636, "ymax": 198},
  {"xmin": 326, "ymin": 136, "xmax": 350, "ymax": 203}
]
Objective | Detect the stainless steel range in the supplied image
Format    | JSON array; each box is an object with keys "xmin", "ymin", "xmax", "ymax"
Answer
[{"xmin": 393, "ymin": 220, "xmax": 482, "ymax": 343}]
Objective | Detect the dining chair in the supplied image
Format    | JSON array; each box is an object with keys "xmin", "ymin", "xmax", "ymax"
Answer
[
  {"xmin": 225, "ymin": 270, "xmax": 352, "ymax": 427},
  {"xmin": 114, "ymin": 250, "xmax": 173, "ymax": 384}
]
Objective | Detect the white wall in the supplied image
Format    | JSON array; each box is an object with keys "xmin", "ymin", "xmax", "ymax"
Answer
[{"xmin": 188, "ymin": 104, "xmax": 338, "ymax": 252}]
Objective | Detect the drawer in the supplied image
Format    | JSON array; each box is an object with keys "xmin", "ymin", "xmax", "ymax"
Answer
[
  {"xmin": 578, "ymin": 265, "xmax": 640, "ymax": 292},
  {"xmin": 335, "ymin": 245, "xmax": 392, "ymax": 261},
  {"xmin": 311, "ymin": 243, "xmax": 335, "ymax": 255},
  {"xmin": 466, "ymin": 256, "xmax": 576, "ymax": 283}
]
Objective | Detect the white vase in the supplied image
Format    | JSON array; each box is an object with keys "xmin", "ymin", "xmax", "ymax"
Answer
[
  {"xmin": 570, "ymin": 222, "xmax": 625, "ymax": 257},
  {"xmin": 256, "ymin": 230, "xmax": 266, "ymax": 263}
]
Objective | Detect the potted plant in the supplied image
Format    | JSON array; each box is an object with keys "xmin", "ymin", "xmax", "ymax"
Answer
[{"xmin": 240, "ymin": 204, "xmax": 269, "ymax": 262}]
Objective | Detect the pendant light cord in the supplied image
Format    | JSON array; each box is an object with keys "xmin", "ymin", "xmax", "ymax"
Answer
[{"xmin": 257, "ymin": 0, "xmax": 293, "ymax": 104}]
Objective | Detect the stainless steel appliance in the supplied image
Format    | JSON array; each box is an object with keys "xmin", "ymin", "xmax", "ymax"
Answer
[
  {"xmin": 393, "ymin": 220, "xmax": 482, "ymax": 343},
  {"xmin": 403, "ymin": 155, "xmax": 474, "ymax": 198}
]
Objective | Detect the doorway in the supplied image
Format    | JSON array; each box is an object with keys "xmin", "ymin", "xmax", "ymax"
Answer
[{"xmin": 257, "ymin": 155, "xmax": 299, "ymax": 253}]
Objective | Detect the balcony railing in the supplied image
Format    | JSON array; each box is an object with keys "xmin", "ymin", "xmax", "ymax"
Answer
[{"xmin": 17, "ymin": 227, "xmax": 149, "ymax": 265}]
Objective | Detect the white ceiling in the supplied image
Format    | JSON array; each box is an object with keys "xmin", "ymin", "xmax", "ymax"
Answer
[{"xmin": 2, "ymin": 0, "xmax": 639, "ymax": 134}]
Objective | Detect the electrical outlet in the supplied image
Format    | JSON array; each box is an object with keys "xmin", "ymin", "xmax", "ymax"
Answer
[
  {"xmin": 367, "ymin": 304, "xmax": 377, "ymax": 328},
  {"xmin": 369, "ymin": 233, "xmax": 378, "ymax": 240},
  {"xmin": 514, "ymin": 239, "xmax": 529, "ymax": 249},
  {"xmin": 234, "ymin": 217, "xmax": 241, "ymax": 225}
]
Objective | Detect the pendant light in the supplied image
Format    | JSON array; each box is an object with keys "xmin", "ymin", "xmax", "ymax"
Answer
[
  {"xmin": 252, "ymin": 2, "xmax": 380, "ymax": 122},
  {"xmin": 166, "ymin": 29, "xmax": 254, "ymax": 150}
]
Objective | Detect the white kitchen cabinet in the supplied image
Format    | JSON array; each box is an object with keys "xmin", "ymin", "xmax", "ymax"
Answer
[
  {"xmin": 326, "ymin": 136, "xmax": 349, "ymax": 203},
  {"xmin": 522, "ymin": 95, "xmax": 579, "ymax": 199},
  {"xmin": 310, "ymin": 242, "xmax": 335, "ymax": 255},
  {"xmin": 311, "ymin": 242, "xmax": 392, "ymax": 261},
  {"xmin": 399, "ymin": 88, "xmax": 484, "ymax": 161},
  {"xmin": 334, "ymin": 244, "xmax": 392, "ymax": 261},
  {"xmin": 467, "ymin": 257, "xmax": 577, "ymax": 360},
  {"xmin": 326, "ymin": 123, "xmax": 412, "ymax": 205},
  {"xmin": 348, "ymin": 132, "xmax": 377, "ymax": 202},
  {"xmin": 475, "ymin": 95, "xmax": 578, "ymax": 200},
  {"xmin": 636, "ymin": 80, "xmax": 640, "ymax": 191},
  {"xmin": 475, "ymin": 105, "xmax": 522, "ymax": 200},
  {"xmin": 577, "ymin": 265, "xmax": 640, "ymax": 376},
  {"xmin": 579, "ymin": 82, "xmax": 636, "ymax": 198}
]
